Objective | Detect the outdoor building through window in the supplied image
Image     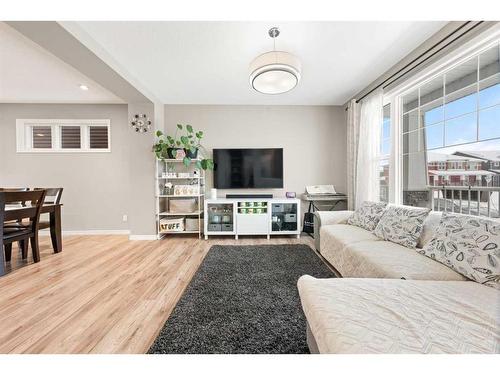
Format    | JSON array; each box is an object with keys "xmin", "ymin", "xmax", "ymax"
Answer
[{"xmin": 401, "ymin": 42, "xmax": 500, "ymax": 217}]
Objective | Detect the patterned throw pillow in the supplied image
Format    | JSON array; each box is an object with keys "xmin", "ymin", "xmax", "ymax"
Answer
[
  {"xmin": 373, "ymin": 205, "xmax": 431, "ymax": 249},
  {"xmin": 420, "ymin": 212, "xmax": 500, "ymax": 289},
  {"xmin": 347, "ymin": 201, "xmax": 387, "ymax": 231}
]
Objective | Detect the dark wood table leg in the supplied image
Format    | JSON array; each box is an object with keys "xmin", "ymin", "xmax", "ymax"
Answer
[
  {"xmin": 0, "ymin": 195, "xmax": 5, "ymax": 276},
  {"xmin": 0, "ymin": 238, "xmax": 5, "ymax": 277},
  {"xmin": 49, "ymin": 205, "xmax": 62, "ymax": 253}
]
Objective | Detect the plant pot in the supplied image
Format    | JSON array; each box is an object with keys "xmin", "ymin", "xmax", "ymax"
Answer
[
  {"xmin": 184, "ymin": 148, "xmax": 199, "ymax": 159},
  {"xmin": 167, "ymin": 147, "xmax": 181, "ymax": 159}
]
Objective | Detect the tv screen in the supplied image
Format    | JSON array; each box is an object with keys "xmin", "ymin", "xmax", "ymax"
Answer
[{"xmin": 213, "ymin": 148, "xmax": 283, "ymax": 189}]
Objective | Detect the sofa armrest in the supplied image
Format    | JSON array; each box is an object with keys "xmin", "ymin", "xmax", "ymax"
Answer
[{"xmin": 314, "ymin": 211, "xmax": 353, "ymax": 252}]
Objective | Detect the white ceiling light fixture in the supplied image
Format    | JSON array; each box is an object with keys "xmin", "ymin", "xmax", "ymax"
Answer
[
  {"xmin": 249, "ymin": 27, "xmax": 301, "ymax": 95},
  {"xmin": 79, "ymin": 84, "xmax": 89, "ymax": 91}
]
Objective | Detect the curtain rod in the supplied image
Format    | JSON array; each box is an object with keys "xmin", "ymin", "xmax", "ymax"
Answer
[{"xmin": 350, "ymin": 21, "xmax": 483, "ymax": 106}]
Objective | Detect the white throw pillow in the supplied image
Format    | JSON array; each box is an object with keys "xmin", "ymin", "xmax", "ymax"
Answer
[
  {"xmin": 347, "ymin": 201, "xmax": 387, "ymax": 231},
  {"xmin": 373, "ymin": 205, "xmax": 430, "ymax": 249},
  {"xmin": 420, "ymin": 212, "xmax": 500, "ymax": 289}
]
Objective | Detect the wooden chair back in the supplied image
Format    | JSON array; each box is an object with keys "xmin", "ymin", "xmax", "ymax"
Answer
[
  {"xmin": 0, "ymin": 188, "xmax": 29, "ymax": 207},
  {"xmin": 1, "ymin": 190, "xmax": 46, "ymax": 232},
  {"xmin": 34, "ymin": 188, "xmax": 63, "ymax": 204}
]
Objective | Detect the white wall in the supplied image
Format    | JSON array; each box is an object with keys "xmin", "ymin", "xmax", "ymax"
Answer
[
  {"xmin": 164, "ymin": 105, "xmax": 347, "ymax": 212},
  {"xmin": 0, "ymin": 103, "xmax": 131, "ymax": 232}
]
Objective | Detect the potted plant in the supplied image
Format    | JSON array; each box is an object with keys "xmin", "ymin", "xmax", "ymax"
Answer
[{"xmin": 153, "ymin": 124, "xmax": 214, "ymax": 170}]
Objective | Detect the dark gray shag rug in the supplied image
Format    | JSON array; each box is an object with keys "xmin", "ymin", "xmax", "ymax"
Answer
[{"xmin": 148, "ymin": 244, "xmax": 335, "ymax": 354}]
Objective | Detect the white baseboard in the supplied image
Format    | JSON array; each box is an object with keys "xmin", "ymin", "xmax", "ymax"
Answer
[
  {"xmin": 128, "ymin": 234, "xmax": 157, "ymax": 241},
  {"xmin": 39, "ymin": 229, "xmax": 130, "ymax": 236},
  {"xmin": 38, "ymin": 230, "xmax": 157, "ymax": 240}
]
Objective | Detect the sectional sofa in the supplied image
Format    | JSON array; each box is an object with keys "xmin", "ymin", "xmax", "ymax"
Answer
[{"xmin": 298, "ymin": 208, "xmax": 500, "ymax": 354}]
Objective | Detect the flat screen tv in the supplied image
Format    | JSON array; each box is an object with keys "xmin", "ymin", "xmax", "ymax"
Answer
[{"xmin": 213, "ymin": 148, "xmax": 283, "ymax": 189}]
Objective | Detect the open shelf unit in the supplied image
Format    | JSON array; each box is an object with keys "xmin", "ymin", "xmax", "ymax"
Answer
[{"xmin": 155, "ymin": 158, "xmax": 205, "ymax": 239}]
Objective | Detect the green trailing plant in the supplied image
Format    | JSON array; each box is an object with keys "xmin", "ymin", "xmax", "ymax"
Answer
[{"xmin": 153, "ymin": 124, "xmax": 214, "ymax": 170}]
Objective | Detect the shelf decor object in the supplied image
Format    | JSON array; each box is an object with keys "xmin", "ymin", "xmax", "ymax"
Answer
[
  {"xmin": 153, "ymin": 125, "xmax": 214, "ymax": 169},
  {"xmin": 249, "ymin": 27, "xmax": 302, "ymax": 95},
  {"xmin": 155, "ymin": 157, "xmax": 205, "ymax": 239},
  {"xmin": 130, "ymin": 113, "xmax": 152, "ymax": 133}
]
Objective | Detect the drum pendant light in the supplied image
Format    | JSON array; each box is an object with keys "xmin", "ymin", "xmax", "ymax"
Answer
[{"xmin": 249, "ymin": 27, "xmax": 301, "ymax": 95}]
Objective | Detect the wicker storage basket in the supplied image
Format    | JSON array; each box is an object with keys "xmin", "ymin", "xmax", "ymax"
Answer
[
  {"xmin": 169, "ymin": 198, "xmax": 197, "ymax": 213},
  {"xmin": 185, "ymin": 218, "xmax": 203, "ymax": 232}
]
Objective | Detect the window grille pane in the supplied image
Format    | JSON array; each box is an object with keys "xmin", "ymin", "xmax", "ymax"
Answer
[
  {"xmin": 479, "ymin": 105, "xmax": 500, "ymax": 140},
  {"xmin": 425, "ymin": 123, "xmax": 444, "ymax": 150},
  {"xmin": 89, "ymin": 126, "xmax": 109, "ymax": 149},
  {"xmin": 445, "ymin": 87, "xmax": 477, "ymax": 119},
  {"xmin": 445, "ymin": 56, "xmax": 478, "ymax": 96},
  {"xmin": 479, "ymin": 45, "xmax": 500, "ymax": 81},
  {"xmin": 403, "ymin": 110, "xmax": 419, "ymax": 133},
  {"xmin": 479, "ymin": 75, "xmax": 500, "ymax": 109},
  {"xmin": 402, "ymin": 90, "xmax": 419, "ymax": 113},
  {"xmin": 61, "ymin": 126, "xmax": 81, "ymax": 149},
  {"xmin": 422, "ymin": 101, "xmax": 444, "ymax": 126},
  {"xmin": 32, "ymin": 126, "xmax": 52, "ymax": 148},
  {"xmin": 420, "ymin": 77, "xmax": 443, "ymax": 106},
  {"xmin": 444, "ymin": 113, "xmax": 477, "ymax": 146}
]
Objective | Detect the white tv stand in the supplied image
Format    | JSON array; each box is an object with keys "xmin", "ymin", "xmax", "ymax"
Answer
[{"xmin": 204, "ymin": 198, "xmax": 301, "ymax": 240}]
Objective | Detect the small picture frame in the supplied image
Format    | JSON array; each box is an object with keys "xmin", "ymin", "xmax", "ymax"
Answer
[{"xmin": 286, "ymin": 192, "xmax": 296, "ymax": 198}]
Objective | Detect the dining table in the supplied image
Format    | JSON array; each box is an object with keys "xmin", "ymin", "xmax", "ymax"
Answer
[{"xmin": 1, "ymin": 203, "xmax": 62, "ymax": 276}]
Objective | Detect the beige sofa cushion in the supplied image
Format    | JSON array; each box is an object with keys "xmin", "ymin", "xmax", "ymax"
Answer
[
  {"xmin": 314, "ymin": 211, "xmax": 354, "ymax": 252},
  {"xmin": 319, "ymin": 224, "xmax": 381, "ymax": 274},
  {"xmin": 421, "ymin": 212, "xmax": 500, "ymax": 289},
  {"xmin": 373, "ymin": 205, "xmax": 431, "ymax": 249},
  {"xmin": 298, "ymin": 276, "xmax": 500, "ymax": 354},
  {"xmin": 342, "ymin": 240, "xmax": 467, "ymax": 281}
]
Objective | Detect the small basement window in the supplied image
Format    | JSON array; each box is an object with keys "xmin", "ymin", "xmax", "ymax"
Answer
[{"xmin": 16, "ymin": 119, "xmax": 111, "ymax": 153}]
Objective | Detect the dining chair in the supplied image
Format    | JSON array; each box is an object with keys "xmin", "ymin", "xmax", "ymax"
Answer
[
  {"xmin": 1, "ymin": 190, "xmax": 46, "ymax": 264},
  {"xmin": 34, "ymin": 188, "xmax": 63, "ymax": 252}
]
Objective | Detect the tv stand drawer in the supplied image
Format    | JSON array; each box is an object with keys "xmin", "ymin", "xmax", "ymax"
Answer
[{"xmin": 236, "ymin": 214, "xmax": 268, "ymax": 235}]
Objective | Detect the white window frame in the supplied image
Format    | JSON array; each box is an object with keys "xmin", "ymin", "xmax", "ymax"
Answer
[
  {"xmin": 382, "ymin": 24, "xmax": 500, "ymax": 204},
  {"xmin": 16, "ymin": 119, "xmax": 111, "ymax": 153}
]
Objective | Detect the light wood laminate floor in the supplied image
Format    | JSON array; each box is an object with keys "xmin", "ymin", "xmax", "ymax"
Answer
[{"xmin": 0, "ymin": 234, "xmax": 314, "ymax": 353}]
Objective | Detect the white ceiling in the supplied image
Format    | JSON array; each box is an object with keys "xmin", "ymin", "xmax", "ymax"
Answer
[
  {"xmin": 70, "ymin": 21, "xmax": 447, "ymax": 105},
  {"xmin": 0, "ymin": 22, "xmax": 123, "ymax": 104}
]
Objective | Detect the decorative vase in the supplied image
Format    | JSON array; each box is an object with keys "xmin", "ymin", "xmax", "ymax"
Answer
[
  {"xmin": 210, "ymin": 188, "xmax": 217, "ymax": 199},
  {"xmin": 167, "ymin": 147, "xmax": 181, "ymax": 159},
  {"xmin": 184, "ymin": 148, "xmax": 199, "ymax": 159}
]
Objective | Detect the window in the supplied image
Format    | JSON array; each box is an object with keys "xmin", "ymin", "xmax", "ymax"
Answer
[
  {"xmin": 400, "ymin": 41, "xmax": 500, "ymax": 213},
  {"xmin": 379, "ymin": 104, "xmax": 391, "ymax": 202},
  {"xmin": 16, "ymin": 119, "xmax": 111, "ymax": 152}
]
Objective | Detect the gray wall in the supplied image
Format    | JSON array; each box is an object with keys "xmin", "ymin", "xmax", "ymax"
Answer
[
  {"xmin": 126, "ymin": 102, "xmax": 157, "ymax": 236},
  {"xmin": 0, "ymin": 103, "xmax": 346, "ymax": 232},
  {"xmin": 164, "ymin": 105, "xmax": 346, "ymax": 212},
  {"xmin": 0, "ymin": 103, "xmax": 131, "ymax": 231}
]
